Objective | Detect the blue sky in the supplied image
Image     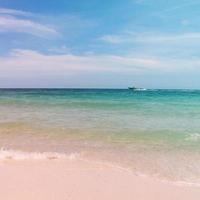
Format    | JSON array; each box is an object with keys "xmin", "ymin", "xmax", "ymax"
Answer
[{"xmin": 0, "ymin": 0, "xmax": 200, "ymax": 88}]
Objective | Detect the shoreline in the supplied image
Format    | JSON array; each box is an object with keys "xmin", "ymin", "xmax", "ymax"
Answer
[
  {"xmin": 1, "ymin": 148, "xmax": 200, "ymax": 187},
  {"xmin": 1, "ymin": 158, "xmax": 200, "ymax": 200}
]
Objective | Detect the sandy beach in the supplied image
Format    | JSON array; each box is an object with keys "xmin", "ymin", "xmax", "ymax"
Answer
[{"xmin": 1, "ymin": 158, "xmax": 200, "ymax": 200}]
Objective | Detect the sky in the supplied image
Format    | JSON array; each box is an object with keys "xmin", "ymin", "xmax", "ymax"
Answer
[{"xmin": 0, "ymin": 0, "xmax": 200, "ymax": 88}]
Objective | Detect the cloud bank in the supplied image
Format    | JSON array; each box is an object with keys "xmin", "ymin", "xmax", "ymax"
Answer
[
  {"xmin": 0, "ymin": 49, "xmax": 199, "ymax": 78},
  {"xmin": 0, "ymin": 49, "xmax": 160, "ymax": 74}
]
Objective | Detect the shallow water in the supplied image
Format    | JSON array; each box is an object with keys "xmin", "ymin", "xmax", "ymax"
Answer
[{"xmin": 1, "ymin": 89, "xmax": 200, "ymax": 184}]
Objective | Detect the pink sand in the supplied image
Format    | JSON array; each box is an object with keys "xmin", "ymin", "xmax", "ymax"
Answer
[{"xmin": 0, "ymin": 159, "xmax": 200, "ymax": 200}]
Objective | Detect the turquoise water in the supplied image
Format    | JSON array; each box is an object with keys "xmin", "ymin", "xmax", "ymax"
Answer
[{"xmin": 1, "ymin": 89, "xmax": 200, "ymax": 184}]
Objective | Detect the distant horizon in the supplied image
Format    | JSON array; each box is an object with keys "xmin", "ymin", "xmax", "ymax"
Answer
[{"xmin": 1, "ymin": 87, "xmax": 200, "ymax": 90}]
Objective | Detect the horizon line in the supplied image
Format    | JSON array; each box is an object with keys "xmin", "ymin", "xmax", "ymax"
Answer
[{"xmin": 0, "ymin": 87, "xmax": 199, "ymax": 90}]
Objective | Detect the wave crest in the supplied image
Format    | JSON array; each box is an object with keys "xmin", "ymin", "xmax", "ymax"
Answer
[
  {"xmin": 185, "ymin": 133, "xmax": 200, "ymax": 142},
  {"xmin": 0, "ymin": 148, "xmax": 80, "ymax": 161}
]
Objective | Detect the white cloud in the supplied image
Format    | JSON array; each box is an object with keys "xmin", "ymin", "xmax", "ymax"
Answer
[
  {"xmin": 0, "ymin": 8, "xmax": 59, "ymax": 38},
  {"xmin": 0, "ymin": 49, "xmax": 199, "ymax": 78},
  {"xmin": 1, "ymin": 48, "xmax": 200, "ymax": 88},
  {"xmin": 0, "ymin": 49, "xmax": 160, "ymax": 74},
  {"xmin": 100, "ymin": 32, "xmax": 200, "ymax": 44},
  {"xmin": 0, "ymin": 8, "xmax": 32, "ymax": 16}
]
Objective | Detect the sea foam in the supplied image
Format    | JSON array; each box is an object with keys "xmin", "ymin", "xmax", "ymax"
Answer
[
  {"xmin": 185, "ymin": 133, "xmax": 200, "ymax": 142},
  {"xmin": 0, "ymin": 148, "xmax": 80, "ymax": 161}
]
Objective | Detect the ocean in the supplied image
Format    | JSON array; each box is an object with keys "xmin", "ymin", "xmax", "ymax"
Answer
[{"xmin": 1, "ymin": 88, "xmax": 200, "ymax": 184}]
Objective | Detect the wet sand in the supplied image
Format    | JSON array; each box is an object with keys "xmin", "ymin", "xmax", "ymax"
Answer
[{"xmin": 0, "ymin": 159, "xmax": 200, "ymax": 200}]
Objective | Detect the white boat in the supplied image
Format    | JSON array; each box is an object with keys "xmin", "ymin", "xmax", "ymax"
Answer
[{"xmin": 128, "ymin": 86, "xmax": 146, "ymax": 91}]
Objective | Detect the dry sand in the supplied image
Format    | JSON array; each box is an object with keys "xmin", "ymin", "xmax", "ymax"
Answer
[{"xmin": 0, "ymin": 159, "xmax": 200, "ymax": 200}]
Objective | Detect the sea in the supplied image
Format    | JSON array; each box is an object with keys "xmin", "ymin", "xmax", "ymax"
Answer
[{"xmin": 1, "ymin": 88, "xmax": 200, "ymax": 185}]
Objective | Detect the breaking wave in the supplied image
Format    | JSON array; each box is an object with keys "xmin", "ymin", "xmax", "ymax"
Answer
[{"xmin": 0, "ymin": 148, "xmax": 80, "ymax": 161}]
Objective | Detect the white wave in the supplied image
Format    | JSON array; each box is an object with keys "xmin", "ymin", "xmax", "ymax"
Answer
[
  {"xmin": 0, "ymin": 148, "xmax": 80, "ymax": 161},
  {"xmin": 185, "ymin": 133, "xmax": 200, "ymax": 142}
]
